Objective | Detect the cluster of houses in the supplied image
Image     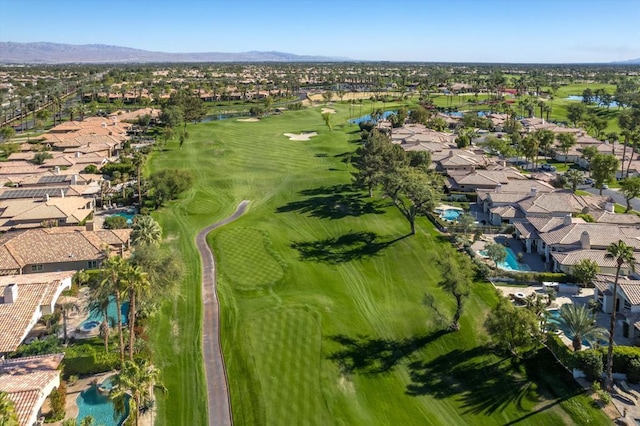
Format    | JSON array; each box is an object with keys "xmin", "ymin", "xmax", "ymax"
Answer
[
  {"xmin": 0, "ymin": 111, "xmax": 146, "ymax": 425},
  {"xmin": 387, "ymin": 116, "xmax": 640, "ymax": 343}
]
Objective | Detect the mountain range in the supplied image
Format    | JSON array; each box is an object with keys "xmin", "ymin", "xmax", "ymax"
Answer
[
  {"xmin": 0, "ymin": 42, "xmax": 352, "ymax": 64},
  {"xmin": 611, "ymin": 58, "xmax": 640, "ymax": 64}
]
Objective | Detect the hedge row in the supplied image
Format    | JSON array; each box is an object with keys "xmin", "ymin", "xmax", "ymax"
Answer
[
  {"xmin": 63, "ymin": 344, "xmax": 119, "ymax": 377},
  {"xmin": 567, "ymin": 345, "xmax": 640, "ymax": 383}
]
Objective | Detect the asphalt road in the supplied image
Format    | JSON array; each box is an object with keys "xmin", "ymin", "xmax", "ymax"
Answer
[
  {"xmin": 198, "ymin": 200, "xmax": 250, "ymax": 426},
  {"xmin": 581, "ymin": 185, "xmax": 640, "ymax": 211}
]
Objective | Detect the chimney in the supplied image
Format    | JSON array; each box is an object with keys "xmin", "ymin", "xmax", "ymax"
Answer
[
  {"xmin": 495, "ymin": 183, "xmax": 502, "ymax": 193},
  {"xmin": 530, "ymin": 187, "xmax": 537, "ymax": 197},
  {"xmin": 563, "ymin": 214, "xmax": 572, "ymax": 226},
  {"xmin": 60, "ymin": 189, "xmax": 64, "ymax": 198},
  {"xmin": 449, "ymin": 150, "xmax": 454, "ymax": 158},
  {"xmin": 3, "ymin": 283, "xmax": 17, "ymax": 303},
  {"xmin": 75, "ymin": 151, "xmax": 81, "ymax": 158},
  {"xmin": 580, "ymin": 231, "xmax": 591, "ymax": 250},
  {"xmin": 45, "ymin": 193, "xmax": 50, "ymax": 202},
  {"xmin": 71, "ymin": 175, "xmax": 78, "ymax": 185},
  {"xmin": 605, "ymin": 202, "xmax": 614, "ymax": 213},
  {"xmin": 85, "ymin": 221, "xmax": 94, "ymax": 231},
  {"xmin": 101, "ymin": 122, "xmax": 107, "ymax": 128},
  {"xmin": 54, "ymin": 166, "xmax": 60, "ymax": 175}
]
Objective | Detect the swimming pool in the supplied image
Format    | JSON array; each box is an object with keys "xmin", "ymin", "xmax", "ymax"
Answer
[
  {"xmin": 110, "ymin": 210, "xmax": 136, "ymax": 226},
  {"xmin": 81, "ymin": 296, "xmax": 130, "ymax": 330},
  {"xmin": 441, "ymin": 209, "xmax": 462, "ymax": 221},
  {"xmin": 547, "ymin": 308, "xmax": 607, "ymax": 349},
  {"xmin": 479, "ymin": 246, "xmax": 530, "ymax": 271},
  {"xmin": 76, "ymin": 383, "xmax": 129, "ymax": 426}
]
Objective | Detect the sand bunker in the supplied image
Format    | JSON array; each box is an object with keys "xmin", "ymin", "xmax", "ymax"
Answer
[
  {"xmin": 321, "ymin": 108, "xmax": 336, "ymax": 114},
  {"xmin": 284, "ymin": 132, "xmax": 318, "ymax": 141},
  {"xmin": 237, "ymin": 117, "xmax": 260, "ymax": 122}
]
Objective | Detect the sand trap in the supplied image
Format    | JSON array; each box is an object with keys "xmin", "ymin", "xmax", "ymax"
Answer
[
  {"xmin": 321, "ymin": 108, "xmax": 336, "ymax": 114},
  {"xmin": 237, "ymin": 117, "xmax": 260, "ymax": 122},
  {"xmin": 284, "ymin": 132, "xmax": 318, "ymax": 141}
]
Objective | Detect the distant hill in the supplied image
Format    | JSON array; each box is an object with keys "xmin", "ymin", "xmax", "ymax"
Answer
[
  {"xmin": 0, "ymin": 42, "xmax": 352, "ymax": 64},
  {"xmin": 611, "ymin": 58, "xmax": 640, "ymax": 65}
]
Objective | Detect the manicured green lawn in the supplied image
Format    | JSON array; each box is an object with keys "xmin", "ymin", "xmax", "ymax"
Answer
[{"xmin": 148, "ymin": 105, "xmax": 609, "ymax": 425}]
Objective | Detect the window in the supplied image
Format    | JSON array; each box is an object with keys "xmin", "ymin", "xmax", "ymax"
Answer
[
  {"xmin": 31, "ymin": 264, "xmax": 43, "ymax": 272},
  {"xmin": 87, "ymin": 260, "xmax": 98, "ymax": 269}
]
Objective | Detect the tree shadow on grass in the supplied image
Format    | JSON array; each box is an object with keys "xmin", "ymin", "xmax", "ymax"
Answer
[
  {"xmin": 406, "ymin": 347, "xmax": 534, "ymax": 416},
  {"xmin": 327, "ymin": 330, "xmax": 449, "ymax": 375},
  {"xmin": 276, "ymin": 184, "xmax": 386, "ymax": 220},
  {"xmin": 406, "ymin": 347, "xmax": 583, "ymax": 418},
  {"xmin": 291, "ymin": 231, "xmax": 409, "ymax": 264}
]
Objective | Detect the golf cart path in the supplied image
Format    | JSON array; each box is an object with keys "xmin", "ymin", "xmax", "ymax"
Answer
[{"xmin": 198, "ymin": 200, "xmax": 250, "ymax": 426}]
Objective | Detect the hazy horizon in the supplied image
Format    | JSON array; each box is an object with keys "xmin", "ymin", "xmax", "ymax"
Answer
[{"xmin": 1, "ymin": 0, "xmax": 639, "ymax": 63}]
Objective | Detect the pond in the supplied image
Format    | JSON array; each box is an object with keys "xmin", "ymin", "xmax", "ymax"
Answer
[
  {"xmin": 349, "ymin": 110, "xmax": 397, "ymax": 125},
  {"xmin": 564, "ymin": 95, "xmax": 619, "ymax": 108}
]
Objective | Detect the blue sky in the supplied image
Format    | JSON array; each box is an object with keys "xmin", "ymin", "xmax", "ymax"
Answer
[{"xmin": 0, "ymin": 0, "xmax": 638, "ymax": 63}]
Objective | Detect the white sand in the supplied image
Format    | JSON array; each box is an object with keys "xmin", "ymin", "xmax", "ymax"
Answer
[
  {"xmin": 237, "ymin": 117, "xmax": 260, "ymax": 122},
  {"xmin": 321, "ymin": 108, "xmax": 336, "ymax": 114},
  {"xmin": 284, "ymin": 132, "xmax": 318, "ymax": 141}
]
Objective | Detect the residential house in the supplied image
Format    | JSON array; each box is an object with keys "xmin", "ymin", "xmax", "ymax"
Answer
[
  {"xmin": 0, "ymin": 353, "xmax": 65, "ymax": 426},
  {"xmin": 0, "ymin": 271, "xmax": 74, "ymax": 354},
  {"xmin": 0, "ymin": 226, "xmax": 131, "ymax": 275},
  {"xmin": 593, "ymin": 275, "xmax": 640, "ymax": 342},
  {"xmin": 0, "ymin": 196, "xmax": 95, "ymax": 231}
]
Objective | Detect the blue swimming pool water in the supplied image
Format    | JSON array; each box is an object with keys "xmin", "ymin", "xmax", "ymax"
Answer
[
  {"xmin": 100, "ymin": 376, "xmax": 115, "ymax": 391},
  {"xmin": 111, "ymin": 211, "xmax": 136, "ymax": 226},
  {"xmin": 349, "ymin": 110, "xmax": 397, "ymax": 125},
  {"xmin": 81, "ymin": 296, "xmax": 130, "ymax": 329},
  {"xmin": 479, "ymin": 246, "xmax": 530, "ymax": 271},
  {"xmin": 76, "ymin": 384, "xmax": 129, "ymax": 426},
  {"xmin": 441, "ymin": 209, "xmax": 462, "ymax": 221}
]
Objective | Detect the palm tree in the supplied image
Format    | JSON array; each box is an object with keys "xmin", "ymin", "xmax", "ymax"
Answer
[
  {"xmin": 100, "ymin": 255, "xmax": 128, "ymax": 365},
  {"xmin": 111, "ymin": 359, "xmax": 166, "ymax": 426},
  {"xmin": 58, "ymin": 297, "xmax": 80, "ymax": 345},
  {"xmin": 89, "ymin": 278, "xmax": 114, "ymax": 352},
  {"xmin": 132, "ymin": 152, "xmax": 145, "ymax": 207},
  {"xmin": 604, "ymin": 240, "xmax": 636, "ymax": 390},
  {"xmin": 557, "ymin": 304, "xmax": 608, "ymax": 351},
  {"xmin": 122, "ymin": 265, "xmax": 150, "ymax": 360},
  {"xmin": 0, "ymin": 391, "xmax": 19, "ymax": 426},
  {"xmin": 131, "ymin": 215, "xmax": 162, "ymax": 247}
]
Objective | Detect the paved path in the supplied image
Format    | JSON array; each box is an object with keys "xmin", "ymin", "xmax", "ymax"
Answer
[{"xmin": 198, "ymin": 200, "xmax": 250, "ymax": 426}]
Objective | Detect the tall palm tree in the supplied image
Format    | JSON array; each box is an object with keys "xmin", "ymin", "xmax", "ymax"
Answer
[
  {"xmin": 89, "ymin": 278, "xmax": 114, "ymax": 352},
  {"xmin": 132, "ymin": 152, "xmax": 145, "ymax": 207},
  {"xmin": 131, "ymin": 215, "xmax": 162, "ymax": 247},
  {"xmin": 123, "ymin": 265, "xmax": 150, "ymax": 360},
  {"xmin": 557, "ymin": 303, "xmax": 608, "ymax": 351},
  {"xmin": 100, "ymin": 255, "xmax": 128, "ymax": 365},
  {"xmin": 604, "ymin": 240, "xmax": 636, "ymax": 390},
  {"xmin": 58, "ymin": 297, "xmax": 79, "ymax": 345},
  {"xmin": 111, "ymin": 359, "xmax": 166, "ymax": 426},
  {"xmin": 0, "ymin": 391, "xmax": 19, "ymax": 426}
]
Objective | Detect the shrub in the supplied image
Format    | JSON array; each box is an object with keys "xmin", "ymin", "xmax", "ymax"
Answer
[
  {"xmin": 546, "ymin": 333, "xmax": 575, "ymax": 368},
  {"xmin": 103, "ymin": 215, "xmax": 128, "ymax": 229},
  {"xmin": 597, "ymin": 389, "xmax": 612, "ymax": 404},
  {"xmin": 48, "ymin": 382, "xmax": 66, "ymax": 421},
  {"xmin": 62, "ymin": 344, "xmax": 119, "ymax": 377},
  {"xmin": 575, "ymin": 350, "xmax": 603, "ymax": 381}
]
